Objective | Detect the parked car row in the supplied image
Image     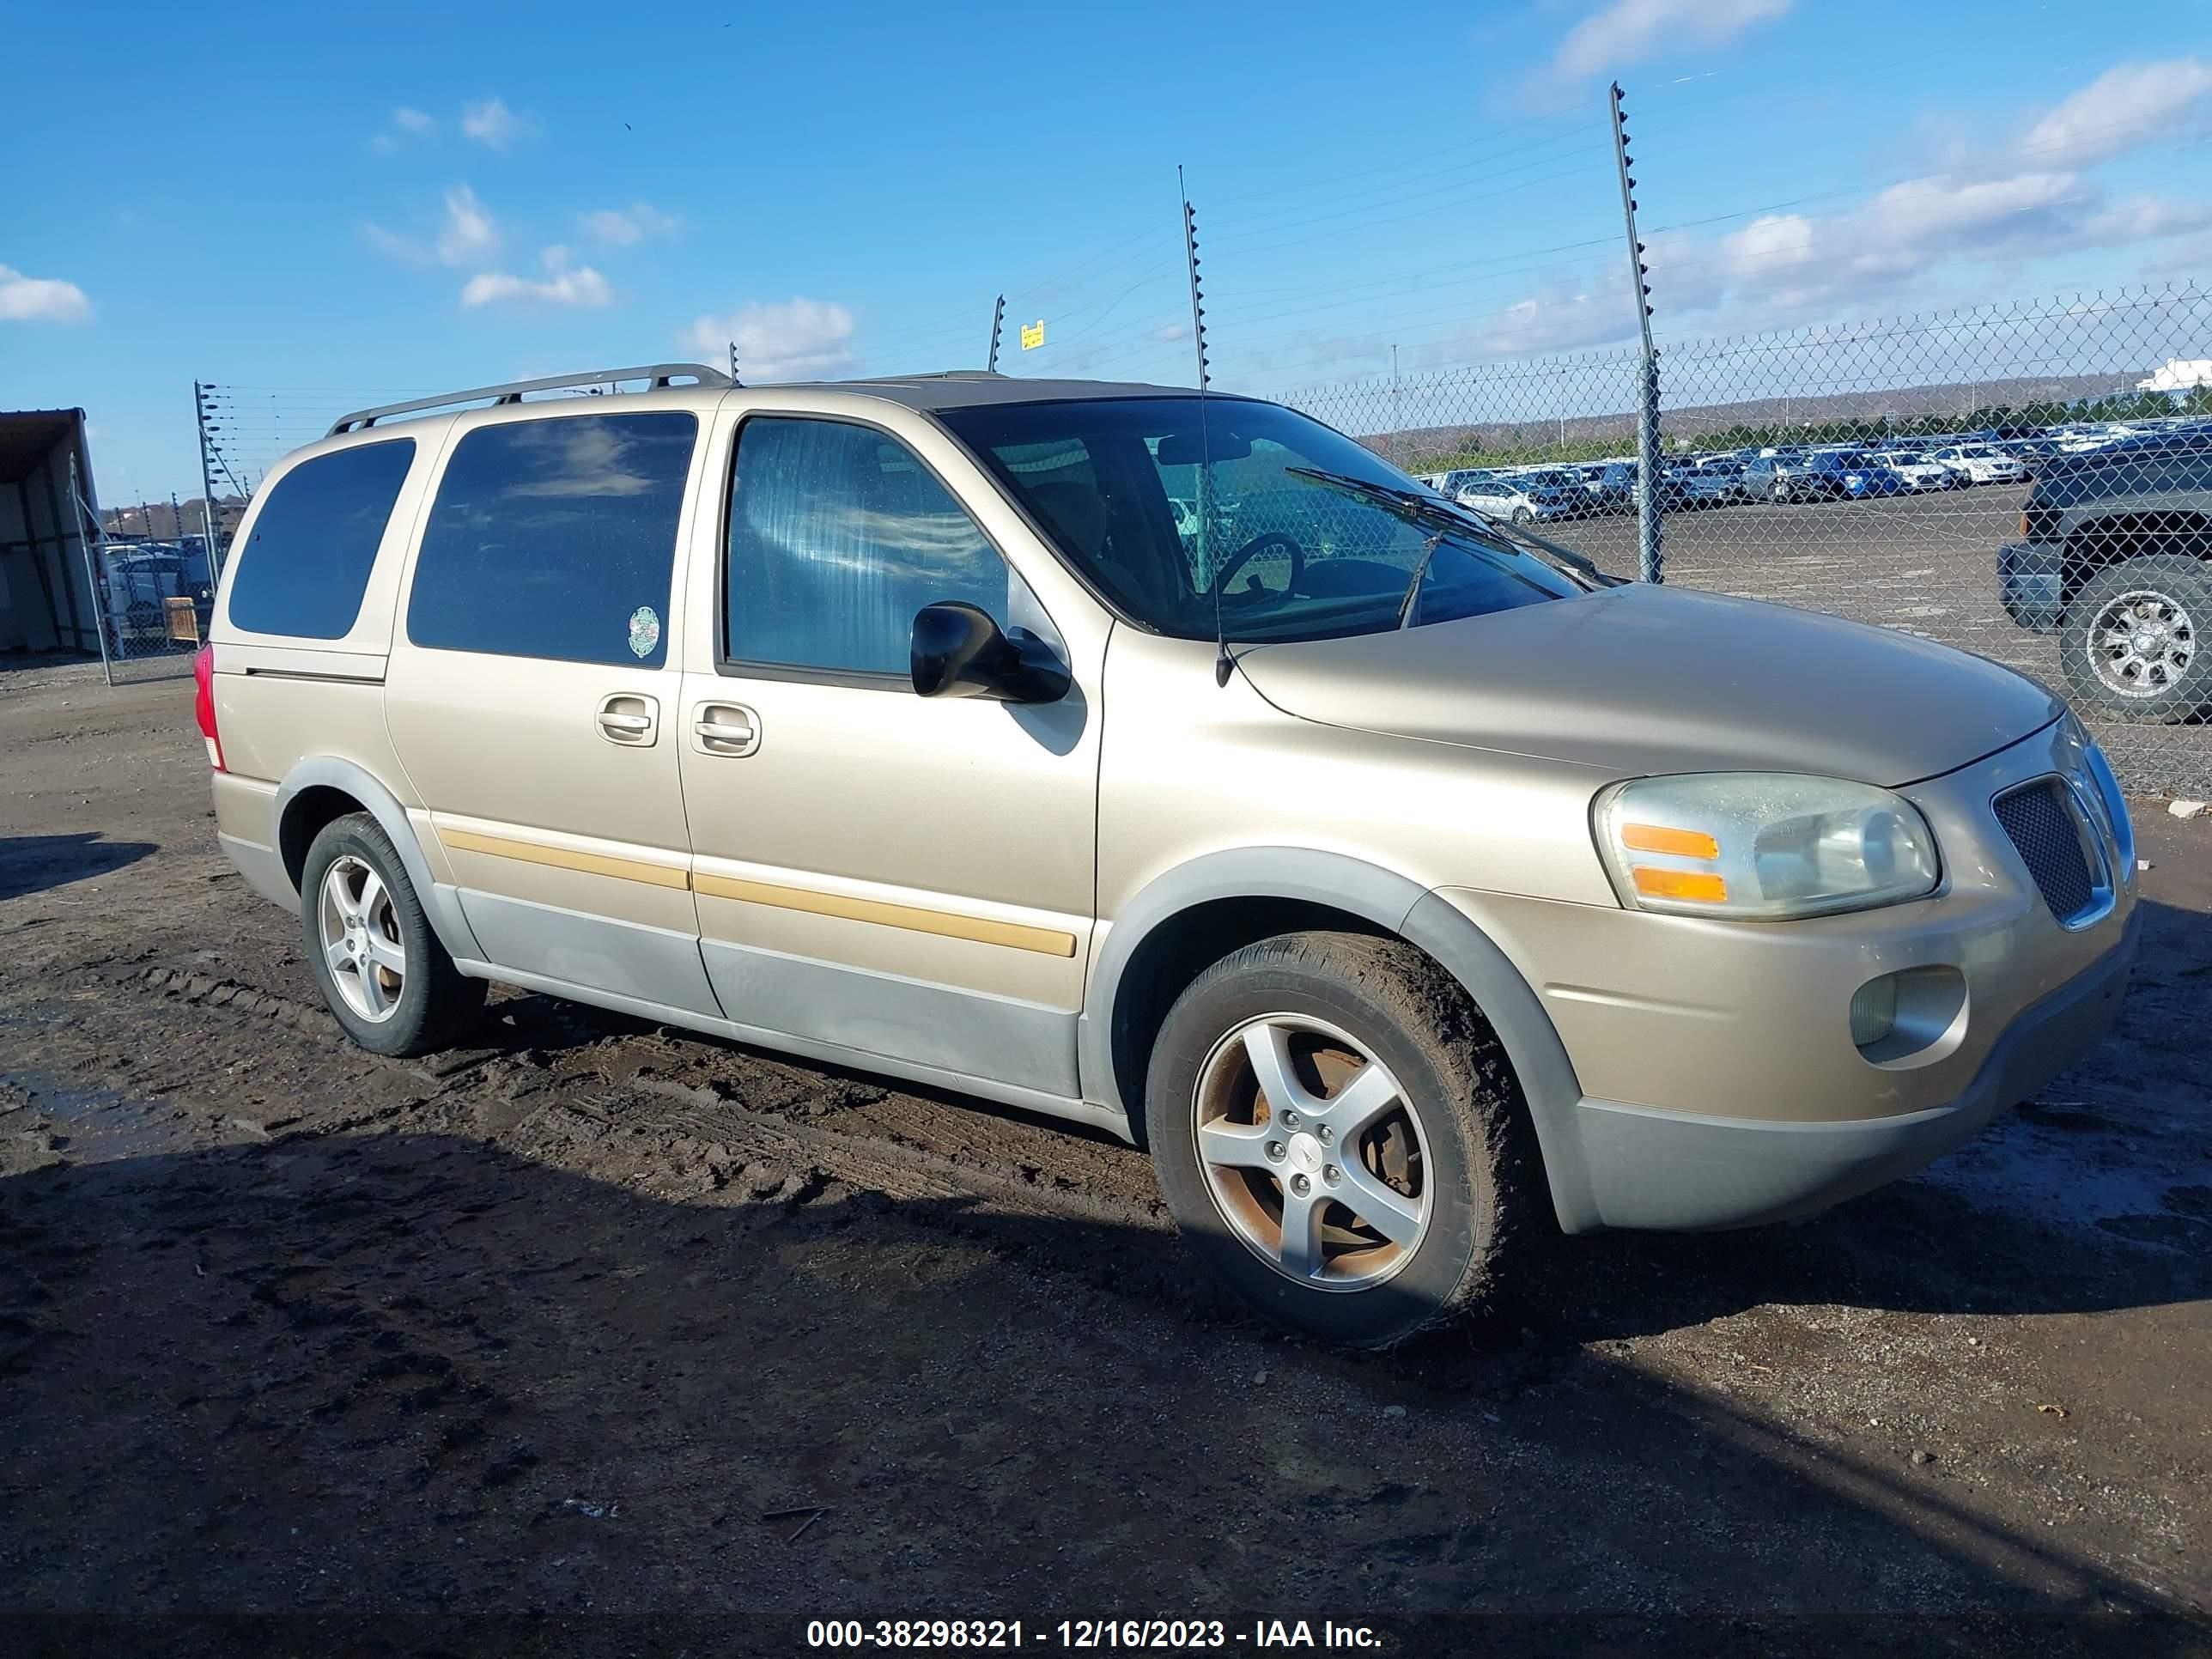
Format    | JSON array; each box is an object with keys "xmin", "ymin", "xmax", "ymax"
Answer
[{"xmin": 1414, "ymin": 417, "xmax": 2212, "ymax": 521}]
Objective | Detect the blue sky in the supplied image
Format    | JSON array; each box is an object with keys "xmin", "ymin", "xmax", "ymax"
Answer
[{"xmin": 6, "ymin": 0, "xmax": 2209, "ymax": 503}]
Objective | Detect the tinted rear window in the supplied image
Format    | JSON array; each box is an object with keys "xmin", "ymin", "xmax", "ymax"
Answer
[
  {"xmin": 406, "ymin": 412, "xmax": 697, "ymax": 669},
  {"xmin": 226, "ymin": 440, "xmax": 415, "ymax": 638}
]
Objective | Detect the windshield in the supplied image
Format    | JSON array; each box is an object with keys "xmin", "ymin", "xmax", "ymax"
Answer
[{"xmin": 938, "ymin": 397, "xmax": 1577, "ymax": 644}]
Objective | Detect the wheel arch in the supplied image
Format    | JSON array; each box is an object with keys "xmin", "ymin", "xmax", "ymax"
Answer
[
  {"xmin": 273, "ymin": 757, "xmax": 483, "ymax": 963},
  {"xmin": 2063, "ymin": 509, "xmax": 2212, "ymax": 595},
  {"xmin": 1081, "ymin": 848, "xmax": 1601, "ymax": 1232}
]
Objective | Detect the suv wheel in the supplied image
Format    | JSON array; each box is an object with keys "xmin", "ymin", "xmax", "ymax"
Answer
[
  {"xmin": 1144, "ymin": 932, "xmax": 1534, "ymax": 1347},
  {"xmin": 1771, "ymin": 478, "xmax": 1790, "ymax": 503},
  {"xmin": 2061, "ymin": 556, "xmax": 2211, "ymax": 723},
  {"xmin": 1510, "ymin": 506, "xmax": 1534, "ymax": 526},
  {"xmin": 301, "ymin": 812, "xmax": 487, "ymax": 1056}
]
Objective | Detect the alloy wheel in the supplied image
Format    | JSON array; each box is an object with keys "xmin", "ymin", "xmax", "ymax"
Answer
[
  {"xmin": 318, "ymin": 854, "xmax": 407, "ymax": 1022},
  {"xmin": 1191, "ymin": 1014, "xmax": 1431, "ymax": 1291}
]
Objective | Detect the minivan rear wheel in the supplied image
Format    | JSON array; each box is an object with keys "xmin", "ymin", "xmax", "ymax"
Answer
[
  {"xmin": 1144, "ymin": 932, "xmax": 1535, "ymax": 1347},
  {"xmin": 2061, "ymin": 556, "xmax": 2212, "ymax": 723},
  {"xmin": 301, "ymin": 812, "xmax": 486, "ymax": 1056}
]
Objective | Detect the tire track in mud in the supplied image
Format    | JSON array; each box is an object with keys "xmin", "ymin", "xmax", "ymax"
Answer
[{"xmin": 106, "ymin": 959, "xmax": 1174, "ymax": 1243}]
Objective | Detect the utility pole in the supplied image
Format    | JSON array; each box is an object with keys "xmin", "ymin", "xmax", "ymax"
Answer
[
  {"xmin": 1180, "ymin": 170, "xmax": 1210, "ymax": 392},
  {"xmin": 987, "ymin": 294, "xmax": 1006, "ymax": 374},
  {"xmin": 1610, "ymin": 82, "xmax": 1663, "ymax": 583},
  {"xmin": 193, "ymin": 382, "xmax": 228, "ymax": 577}
]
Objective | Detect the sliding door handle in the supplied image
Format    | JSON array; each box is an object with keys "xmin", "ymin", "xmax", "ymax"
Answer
[{"xmin": 692, "ymin": 702, "xmax": 761, "ymax": 757}]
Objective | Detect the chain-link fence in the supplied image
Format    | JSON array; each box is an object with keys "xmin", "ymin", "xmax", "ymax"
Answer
[
  {"xmin": 1277, "ymin": 283, "xmax": 2212, "ymax": 798},
  {"xmin": 79, "ymin": 499, "xmax": 227, "ymax": 684}
]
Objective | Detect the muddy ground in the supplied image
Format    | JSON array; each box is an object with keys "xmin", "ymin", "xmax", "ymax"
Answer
[{"xmin": 1, "ymin": 657, "xmax": 2207, "ymax": 1657}]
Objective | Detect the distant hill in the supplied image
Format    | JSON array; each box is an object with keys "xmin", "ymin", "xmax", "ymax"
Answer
[{"xmin": 1333, "ymin": 370, "xmax": 2171, "ymax": 465}]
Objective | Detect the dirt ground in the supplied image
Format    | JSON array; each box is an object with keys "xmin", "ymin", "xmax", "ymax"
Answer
[{"xmin": 1, "ymin": 657, "xmax": 2208, "ymax": 1658}]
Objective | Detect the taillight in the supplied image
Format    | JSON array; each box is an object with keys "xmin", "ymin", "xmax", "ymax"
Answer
[{"xmin": 192, "ymin": 643, "xmax": 225, "ymax": 772}]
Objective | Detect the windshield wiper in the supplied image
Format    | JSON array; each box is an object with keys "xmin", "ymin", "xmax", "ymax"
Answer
[{"xmin": 1282, "ymin": 466, "xmax": 1624, "ymax": 606}]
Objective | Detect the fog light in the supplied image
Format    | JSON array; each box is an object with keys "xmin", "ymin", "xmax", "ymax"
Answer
[
  {"xmin": 1850, "ymin": 965, "xmax": 1969, "ymax": 1066},
  {"xmin": 1850, "ymin": 976, "xmax": 1898, "ymax": 1048}
]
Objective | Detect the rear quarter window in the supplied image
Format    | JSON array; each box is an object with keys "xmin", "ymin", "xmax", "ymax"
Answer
[
  {"xmin": 224, "ymin": 440, "xmax": 416, "ymax": 639},
  {"xmin": 406, "ymin": 411, "xmax": 697, "ymax": 669}
]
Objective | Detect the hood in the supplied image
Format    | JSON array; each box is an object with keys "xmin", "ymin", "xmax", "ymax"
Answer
[{"xmin": 1235, "ymin": 583, "xmax": 2062, "ymax": 787}]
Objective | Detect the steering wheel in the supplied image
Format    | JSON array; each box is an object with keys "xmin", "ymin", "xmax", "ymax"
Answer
[{"xmin": 1209, "ymin": 532, "xmax": 1305, "ymax": 599}]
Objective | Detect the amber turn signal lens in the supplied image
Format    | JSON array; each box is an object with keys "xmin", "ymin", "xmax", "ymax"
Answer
[
  {"xmin": 1620, "ymin": 823, "xmax": 1721, "ymax": 859},
  {"xmin": 1632, "ymin": 866, "xmax": 1729, "ymax": 902}
]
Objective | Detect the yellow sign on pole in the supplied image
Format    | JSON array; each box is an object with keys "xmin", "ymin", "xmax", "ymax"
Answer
[{"xmin": 1019, "ymin": 319, "xmax": 1045, "ymax": 350}]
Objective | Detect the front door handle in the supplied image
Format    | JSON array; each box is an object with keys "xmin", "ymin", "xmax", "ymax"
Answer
[
  {"xmin": 692, "ymin": 701, "xmax": 761, "ymax": 757},
  {"xmin": 596, "ymin": 693, "xmax": 660, "ymax": 746}
]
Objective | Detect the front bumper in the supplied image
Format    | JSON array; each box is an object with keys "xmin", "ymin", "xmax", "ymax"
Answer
[
  {"xmin": 1998, "ymin": 539, "xmax": 2065, "ymax": 631},
  {"xmin": 1435, "ymin": 718, "xmax": 2137, "ymax": 1231},
  {"xmin": 1561, "ymin": 909, "xmax": 2134, "ymax": 1229}
]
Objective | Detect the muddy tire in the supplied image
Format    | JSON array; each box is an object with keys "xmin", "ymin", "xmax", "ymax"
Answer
[
  {"xmin": 301, "ymin": 812, "xmax": 486, "ymax": 1056},
  {"xmin": 1143, "ymin": 932, "xmax": 1535, "ymax": 1347},
  {"xmin": 2060, "ymin": 556, "xmax": 2212, "ymax": 724}
]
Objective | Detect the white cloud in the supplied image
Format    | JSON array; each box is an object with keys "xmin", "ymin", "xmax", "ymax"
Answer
[
  {"xmin": 361, "ymin": 221, "xmax": 428, "ymax": 264},
  {"xmin": 0, "ymin": 263, "xmax": 93, "ymax": 323},
  {"xmin": 461, "ymin": 96, "xmax": 535, "ymax": 150},
  {"xmin": 1551, "ymin": 0, "xmax": 1790, "ymax": 80},
  {"xmin": 683, "ymin": 298, "xmax": 859, "ymax": 381},
  {"xmin": 2022, "ymin": 58, "xmax": 2212, "ymax": 167},
  {"xmin": 362, "ymin": 185, "xmax": 501, "ymax": 267},
  {"xmin": 460, "ymin": 246, "xmax": 612, "ymax": 309},
  {"xmin": 580, "ymin": 203, "xmax": 682, "ymax": 246},
  {"xmin": 369, "ymin": 105, "xmax": 436, "ymax": 153},
  {"xmin": 435, "ymin": 184, "xmax": 500, "ymax": 266},
  {"xmin": 1462, "ymin": 56, "xmax": 2212, "ymax": 357}
]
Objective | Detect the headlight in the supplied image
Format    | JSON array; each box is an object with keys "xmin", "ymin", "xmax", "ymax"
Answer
[{"xmin": 1593, "ymin": 773, "xmax": 1942, "ymax": 920}]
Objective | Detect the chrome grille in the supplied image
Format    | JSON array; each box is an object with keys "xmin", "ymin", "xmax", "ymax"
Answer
[{"xmin": 1992, "ymin": 778, "xmax": 2099, "ymax": 924}]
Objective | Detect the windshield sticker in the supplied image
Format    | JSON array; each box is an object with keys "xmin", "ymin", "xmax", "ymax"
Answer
[{"xmin": 628, "ymin": 606, "xmax": 661, "ymax": 659}]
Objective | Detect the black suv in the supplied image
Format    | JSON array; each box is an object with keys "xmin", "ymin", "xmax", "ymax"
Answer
[{"xmin": 1998, "ymin": 431, "xmax": 2211, "ymax": 720}]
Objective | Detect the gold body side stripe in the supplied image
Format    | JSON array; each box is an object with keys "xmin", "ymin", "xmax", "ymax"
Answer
[
  {"xmin": 437, "ymin": 828, "xmax": 1077, "ymax": 957},
  {"xmin": 694, "ymin": 872, "xmax": 1078, "ymax": 957},
  {"xmin": 437, "ymin": 827, "xmax": 692, "ymax": 890}
]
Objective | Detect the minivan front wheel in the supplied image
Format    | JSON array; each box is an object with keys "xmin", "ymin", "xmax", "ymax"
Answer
[
  {"xmin": 301, "ymin": 813, "xmax": 486, "ymax": 1056},
  {"xmin": 1144, "ymin": 932, "xmax": 1534, "ymax": 1346},
  {"xmin": 2061, "ymin": 556, "xmax": 2211, "ymax": 723}
]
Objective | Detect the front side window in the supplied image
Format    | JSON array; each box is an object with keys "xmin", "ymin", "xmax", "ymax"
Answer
[
  {"xmin": 939, "ymin": 398, "xmax": 1577, "ymax": 644},
  {"xmin": 227, "ymin": 440, "xmax": 415, "ymax": 638},
  {"xmin": 725, "ymin": 417, "xmax": 1020, "ymax": 676},
  {"xmin": 407, "ymin": 412, "xmax": 696, "ymax": 669}
]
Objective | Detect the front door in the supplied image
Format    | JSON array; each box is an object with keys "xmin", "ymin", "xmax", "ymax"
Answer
[
  {"xmin": 384, "ymin": 404, "xmax": 719, "ymax": 1018},
  {"xmin": 675, "ymin": 410, "xmax": 1100, "ymax": 1099}
]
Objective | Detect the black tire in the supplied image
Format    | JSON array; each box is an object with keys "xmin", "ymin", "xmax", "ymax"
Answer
[
  {"xmin": 301, "ymin": 812, "xmax": 486, "ymax": 1056},
  {"xmin": 1771, "ymin": 479, "xmax": 1790, "ymax": 503},
  {"xmin": 1144, "ymin": 932, "xmax": 1536, "ymax": 1348},
  {"xmin": 2060, "ymin": 556, "xmax": 2212, "ymax": 724},
  {"xmin": 1511, "ymin": 506, "xmax": 1534, "ymax": 526}
]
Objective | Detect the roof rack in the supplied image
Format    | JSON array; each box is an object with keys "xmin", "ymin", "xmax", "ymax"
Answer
[{"xmin": 326, "ymin": 363, "xmax": 732, "ymax": 437}]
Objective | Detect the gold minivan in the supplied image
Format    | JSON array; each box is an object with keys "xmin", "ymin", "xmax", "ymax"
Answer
[{"xmin": 202, "ymin": 364, "xmax": 2138, "ymax": 1346}]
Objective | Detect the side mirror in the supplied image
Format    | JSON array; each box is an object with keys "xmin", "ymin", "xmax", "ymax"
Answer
[{"xmin": 910, "ymin": 602, "xmax": 1070, "ymax": 703}]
